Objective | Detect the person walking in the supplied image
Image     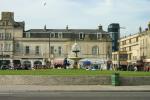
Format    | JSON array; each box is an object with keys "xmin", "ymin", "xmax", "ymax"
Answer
[{"xmin": 63, "ymin": 58, "xmax": 68, "ymax": 69}]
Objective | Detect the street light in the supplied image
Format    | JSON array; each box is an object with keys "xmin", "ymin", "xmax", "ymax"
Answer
[{"xmin": 49, "ymin": 31, "xmax": 50, "ymax": 59}]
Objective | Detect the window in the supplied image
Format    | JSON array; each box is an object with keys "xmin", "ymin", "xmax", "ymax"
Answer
[
  {"xmin": 1, "ymin": 33, "xmax": 4, "ymax": 39},
  {"xmin": 129, "ymin": 39, "xmax": 131, "ymax": 44},
  {"xmin": 25, "ymin": 46, "xmax": 30, "ymax": 54},
  {"xmin": 128, "ymin": 53, "xmax": 132, "ymax": 60},
  {"xmin": 58, "ymin": 46, "xmax": 62, "ymax": 55},
  {"xmin": 55, "ymin": 33, "xmax": 58, "ymax": 38},
  {"xmin": 4, "ymin": 43, "xmax": 7, "ymax": 51},
  {"xmin": 15, "ymin": 43, "xmax": 20, "ymax": 52},
  {"xmin": 50, "ymin": 46, "xmax": 54, "ymax": 54},
  {"xmin": 112, "ymin": 43, "xmax": 115, "ymax": 47},
  {"xmin": 5, "ymin": 33, "xmax": 11, "ymax": 40},
  {"xmin": 0, "ymin": 44, "xmax": 3, "ymax": 51},
  {"xmin": 4, "ymin": 43, "xmax": 11, "ymax": 51},
  {"xmin": 35, "ymin": 46, "xmax": 40, "ymax": 55},
  {"xmin": 123, "ymin": 41, "xmax": 126, "ymax": 45},
  {"xmin": 0, "ymin": 33, "xmax": 1, "ymax": 39},
  {"xmin": 92, "ymin": 46, "xmax": 99, "ymax": 55},
  {"xmin": 129, "ymin": 46, "xmax": 131, "ymax": 51},
  {"xmin": 136, "ymin": 37, "xmax": 138, "ymax": 42},
  {"xmin": 9, "ymin": 33, "xmax": 11, "ymax": 39},
  {"xmin": 6, "ymin": 21, "xmax": 8, "ymax": 26},
  {"xmin": 123, "ymin": 47, "xmax": 126, "ymax": 51},
  {"xmin": 50, "ymin": 33, "xmax": 55, "ymax": 38},
  {"xmin": 26, "ymin": 32, "xmax": 30, "ymax": 38},
  {"xmin": 8, "ymin": 44, "xmax": 11, "ymax": 51},
  {"xmin": 79, "ymin": 32, "xmax": 85, "ymax": 39},
  {"xmin": 58, "ymin": 32, "xmax": 62, "ymax": 38},
  {"xmin": 97, "ymin": 33, "xmax": 101, "ymax": 39},
  {"xmin": 2, "ymin": 22, "xmax": 5, "ymax": 26}
]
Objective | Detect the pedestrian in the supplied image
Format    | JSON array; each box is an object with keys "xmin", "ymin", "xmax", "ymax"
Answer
[
  {"xmin": 63, "ymin": 58, "xmax": 68, "ymax": 69},
  {"xmin": 134, "ymin": 65, "xmax": 137, "ymax": 71}
]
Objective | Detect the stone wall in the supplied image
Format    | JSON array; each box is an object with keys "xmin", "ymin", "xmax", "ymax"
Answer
[
  {"xmin": 120, "ymin": 77, "xmax": 150, "ymax": 86},
  {"xmin": 0, "ymin": 76, "xmax": 111, "ymax": 85},
  {"xmin": 0, "ymin": 75, "xmax": 150, "ymax": 86}
]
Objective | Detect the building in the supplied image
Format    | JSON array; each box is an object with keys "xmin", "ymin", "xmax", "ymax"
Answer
[
  {"xmin": 119, "ymin": 33, "xmax": 140, "ymax": 65},
  {"xmin": 112, "ymin": 22, "xmax": 150, "ymax": 70},
  {"xmin": 0, "ymin": 12, "xmax": 112, "ymax": 69},
  {"xmin": 139, "ymin": 22, "xmax": 150, "ymax": 62},
  {"xmin": 108, "ymin": 23, "xmax": 120, "ymax": 52},
  {"xmin": 0, "ymin": 12, "xmax": 24, "ymax": 67},
  {"xmin": 112, "ymin": 51, "xmax": 127, "ymax": 70}
]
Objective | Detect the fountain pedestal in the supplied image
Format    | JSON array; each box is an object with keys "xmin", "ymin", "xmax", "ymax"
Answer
[{"xmin": 69, "ymin": 57, "xmax": 82, "ymax": 69}]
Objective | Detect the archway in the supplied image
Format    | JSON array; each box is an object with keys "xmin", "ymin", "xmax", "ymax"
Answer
[
  {"xmin": 23, "ymin": 61, "xmax": 31, "ymax": 70},
  {"xmin": 34, "ymin": 61, "xmax": 42, "ymax": 69}
]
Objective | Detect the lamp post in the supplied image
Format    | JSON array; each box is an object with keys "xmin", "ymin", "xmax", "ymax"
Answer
[{"xmin": 49, "ymin": 32, "xmax": 50, "ymax": 59}]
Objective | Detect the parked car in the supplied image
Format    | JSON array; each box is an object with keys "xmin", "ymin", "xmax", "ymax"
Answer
[{"xmin": 0, "ymin": 65, "xmax": 11, "ymax": 70}]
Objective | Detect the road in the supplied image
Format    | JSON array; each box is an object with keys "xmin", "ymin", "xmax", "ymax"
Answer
[{"xmin": 0, "ymin": 91, "xmax": 150, "ymax": 100}]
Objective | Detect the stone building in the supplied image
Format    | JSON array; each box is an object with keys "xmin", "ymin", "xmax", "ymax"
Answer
[
  {"xmin": 119, "ymin": 34, "xmax": 140, "ymax": 64},
  {"xmin": 0, "ymin": 12, "xmax": 112, "ymax": 68},
  {"xmin": 0, "ymin": 12, "xmax": 24, "ymax": 67},
  {"xmin": 139, "ymin": 22, "xmax": 150, "ymax": 62},
  {"xmin": 112, "ymin": 22, "xmax": 150, "ymax": 70}
]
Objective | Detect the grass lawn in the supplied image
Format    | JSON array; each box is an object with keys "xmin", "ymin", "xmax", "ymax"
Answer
[{"xmin": 0, "ymin": 69, "xmax": 150, "ymax": 77}]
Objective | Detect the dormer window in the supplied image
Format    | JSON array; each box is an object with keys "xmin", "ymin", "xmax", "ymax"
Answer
[
  {"xmin": 79, "ymin": 32, "xmax": 85, "ymax": 39},
  {"xmin": 55, "ymin": 33, "xmax": 58, "ymax": 38},
  {"xmin": 97, "ymin": 33, "xmax": 101, "ymax": 39},
  {"xmin": 50, "ymin": 32, "xmax": 55, "ymax": 38},
  {"xmin": 26, "ymin": 32, "xmax": 30, "ymax": 38},
  {"xmin": 58, "ymin": 32, "xmax": 62, "ymax": 38}
]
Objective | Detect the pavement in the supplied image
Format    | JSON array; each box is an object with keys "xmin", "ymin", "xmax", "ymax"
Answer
[{"xmin": 0, "ymin": 85, "xmax": 150, "ymax": 92}]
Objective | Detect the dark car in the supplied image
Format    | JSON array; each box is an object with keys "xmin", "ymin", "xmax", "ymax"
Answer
[{"xmin": 0, "ymin": 65, "xmax": 11, "ymax": 70}]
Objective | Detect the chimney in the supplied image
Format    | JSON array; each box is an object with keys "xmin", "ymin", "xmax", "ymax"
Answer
[{"xmin": 98, "ymin": 25, "xmax": 103, "ymax": 31}]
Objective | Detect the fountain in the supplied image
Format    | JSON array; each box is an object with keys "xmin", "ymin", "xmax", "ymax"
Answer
[{"xmin": 68, "ymin": 42, "xmax": 82, "ymax": 69}]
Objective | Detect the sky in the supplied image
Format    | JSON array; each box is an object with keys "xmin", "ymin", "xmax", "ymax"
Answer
[{"xmin": 0, "ymin": 0, "xmax": 150, "ymax": 36}]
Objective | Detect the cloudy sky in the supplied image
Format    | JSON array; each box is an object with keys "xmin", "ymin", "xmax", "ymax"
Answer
[{"xmin": 0, "ymin": 0, "xmax": 150, "ymax": 36}]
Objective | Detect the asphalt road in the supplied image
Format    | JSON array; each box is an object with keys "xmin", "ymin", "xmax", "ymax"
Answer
[{"xmin": 0, "ymin": 91, "xmax": 150, "ymax": 100}]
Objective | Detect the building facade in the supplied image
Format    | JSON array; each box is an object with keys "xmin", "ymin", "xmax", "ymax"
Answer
[
  {"xmin": 139, "ymin": 23, "xmax": 150, "ymax": 62},
  {"xmin": 0, "ymin": 12, "xmax": 112, "ymax": 68},
  {"xmin": 0, "ymin": 12, "xmax": 24, "ymax": 67},
  {"xmin": 112, "ymin": 22, "xmax": 150, "ymax": 70},
  {"xmin": 108, "ymin": 23, "xmax": 120, "ymax": 52},
  {"xmin": 119, "ymin": 34, "xmax": 140, "ymax": 64}
]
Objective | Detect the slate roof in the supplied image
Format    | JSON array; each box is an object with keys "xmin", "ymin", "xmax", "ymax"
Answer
[
  {"xmin": 14, "ymin": 21, "xmax": 25, "ymax": 28},
  {"xmin": 26, "ymin": 29, "xmax": 108, "ymax": 34}
]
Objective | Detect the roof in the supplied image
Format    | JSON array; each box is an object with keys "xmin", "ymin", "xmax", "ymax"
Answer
[
  {"xmin": 25, "ymin": 29, "xmax": 108, "ymax": 34},
  {"xmin": 14, "ymin": 21, "xmax": 25, "ymax": 28}
]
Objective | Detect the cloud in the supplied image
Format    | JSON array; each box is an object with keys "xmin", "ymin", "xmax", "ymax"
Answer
[{"xmin": 0, "ymin": 0, "xmax": 150, "ymax": 36}]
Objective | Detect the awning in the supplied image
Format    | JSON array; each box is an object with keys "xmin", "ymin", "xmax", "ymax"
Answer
[
  {"xmin": 53, "ymin": 58, "xmax": 64, "ymax": 65},
  {"xmin": 80, "ymin": 58, "xmax": 106, "ymax": 64},
  {"xmin": 83, "ymin": 60, "xmax": 91, "ymax": 65},
  {"xmin": 120, "ymin": 61, "xmax": 128, "ymax": 65}
]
